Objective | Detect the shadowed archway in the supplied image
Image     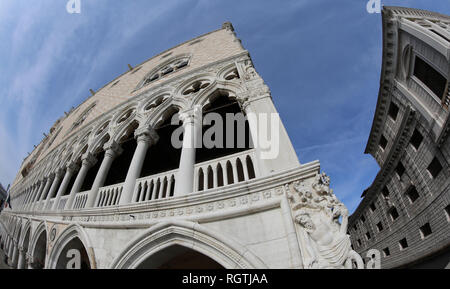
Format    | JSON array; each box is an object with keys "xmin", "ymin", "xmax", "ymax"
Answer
[
  {"xmin": 55, "ymin": 237, "xmax": 91, "ymax": 269},
  {"xmin": 31, "ymin": 230, "xmax": 47, "ymax": 269},
  {"xmin": 136, "ymin": 244, "xmax": 224, "ymax": 269}
]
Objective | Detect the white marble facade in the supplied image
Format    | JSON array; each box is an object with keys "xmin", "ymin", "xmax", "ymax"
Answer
[{"xmin": 0, "ymin": 23, "xmax": 361, "ymax": 269}]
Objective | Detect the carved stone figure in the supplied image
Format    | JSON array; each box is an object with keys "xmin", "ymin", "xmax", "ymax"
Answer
[{"xmin": 289, "ymin": 173, "xmax": 364, "ymax": 269}]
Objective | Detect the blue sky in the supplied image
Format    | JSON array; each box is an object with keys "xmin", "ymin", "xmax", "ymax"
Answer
[{"xmin": 0, "ymin": 0, "xmax": 448, "ymax": 213}]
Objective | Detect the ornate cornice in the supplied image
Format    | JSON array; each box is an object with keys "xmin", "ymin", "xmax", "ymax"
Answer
[{"xmin": 365, "ymin": 8, "xmax": 399, "ymax": 156}]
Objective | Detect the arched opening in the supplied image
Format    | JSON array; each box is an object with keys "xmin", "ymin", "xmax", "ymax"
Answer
[
  {"xmin": 141, "ymin": 107, "xmax": 182, "ymax": 177},
  {"xmin": 55, "ymin": 237, "xmax": 91, "ymax": 269},
  {"xmin": 31, "ymin": 230, "xmax": 47, "ymax": 269},
  {"xmin": 246, "ymin": 156, "xmax": 256, "ymax": 179},
  {"xmin": 207, "ymin": 166, "xmax": 213, "ymax": 189},
  {"xmin": 217, "ymin": 164, "xmax": 224, "ymax": 187},
  {"xmin": 169, "ymin": 175, "xmax": 175, "ymax": 197},
  {"xmin": 226, "ymin": 161, "xmax": 234, "ymax": 184},
  {"xmin": 196, "ymin": 91, "xmax": 252, "ymax": 164},
  {"xmin": 198, "ymin": 168, "xmax": 204, "ymax": 191},
  {"xmin": 236, "ymin": 158, "xmax": 245, "ymax": 182},
  {"xmin": 22, "ymin": 226, "xmax": 31, "ymax": 258},
  {"xmin": 136, "ymin": 245, "xmax": 224, "ymax": 269},
  {"xmin": 104, "ymin": 121, "xmax": 139, "ymax": 186}
]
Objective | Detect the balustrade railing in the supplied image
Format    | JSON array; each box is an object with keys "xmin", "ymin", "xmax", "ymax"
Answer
[
  {"xmin": 46, "ymin": 199, "xmax": 55, "ymax": 211},
  {"xmin": 96, "ymin": 183, "xmax": 123, "ymax": 208},
  {"xmin": 57, "ymin": 196, "xmax": 69, "ymax": 211},
  {"xmin": 11, "ymin": 150, "xmax": 260, "ymax": 214},
  {"xmin": 132, "ymin": 169, "xmax": 177, "ymax": 203},
  {"xmin": 73, "ymin": 191, "xmax": 89, "ymax": 210},
  {"xmin": 194, "ymin": 149, "xmax": 258, "ymax": 192}
]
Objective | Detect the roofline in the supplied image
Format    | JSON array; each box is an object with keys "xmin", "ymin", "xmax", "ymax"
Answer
[{"xmin": 19, "ymin": 22, "xmax": 236, "ymax": 169}]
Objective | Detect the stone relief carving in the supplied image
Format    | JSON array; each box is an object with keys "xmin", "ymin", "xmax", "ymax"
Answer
[{"xmin": 287, "ymin": 173, "xmax": 364, "ymax": 269}]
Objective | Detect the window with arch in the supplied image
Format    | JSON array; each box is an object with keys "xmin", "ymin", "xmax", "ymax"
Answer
[{"xmin": 138, "ymin": 56, "xmax": 190, "ymax": 89}]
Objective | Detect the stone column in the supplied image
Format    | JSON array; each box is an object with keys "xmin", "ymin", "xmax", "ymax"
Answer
[
  {"xmin": 86, "ymin": 141, "xmax": 123, "ymax": 208},
  {"xmin": 30, "ymin": 179, "xmax": 46, "ymax": 210},
  {"xmin": 51, "ymin": 163, "xmax": 79, "ymax": 211},
  {"xmin": 119, "ymin": 126, "xmax": 158, "ymax": 206},
  {"xmin": 174, "ymin": 106, "xmax": 202, "ymax": 196},
  {"xmin": 65, "ymin": 153, "xmax": 97, "ymax": 210},
  {"xmin": 39, "ymin": 176, "xmax": 53, "ymax": 201},
  {"xmin": 37, "ymin": 175, "xmax": 54, "ymax": 209},
  {"xmin": 44, "ymin": 170, "xmax": 64, "ymax": 209},
  {"xmin": 17, "ymin": 248, "xmax": 25, "ymax": 269},
  {"xmin": 24, "ymin": 185, "xmax": 37, "ymax": 210}
]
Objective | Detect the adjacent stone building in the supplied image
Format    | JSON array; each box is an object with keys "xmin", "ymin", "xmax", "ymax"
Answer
[
  {"xmin": 0, "ymin": 23, "xmax": 362, "ymax": 269},
  {"xmin": 349, "ymin": 7, "xmax": 450, "ymax": 269}
]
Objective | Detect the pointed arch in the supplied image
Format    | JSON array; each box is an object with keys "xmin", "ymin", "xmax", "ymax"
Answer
[
  {"xmin": 29, "ymin": 221, "xmax": 48, "ymax": 269},
  {"xmin": 110, "ymin": 220, "xmax": 267, "ymax": 269},
  {"xmin": 246, "ymin": 155, "xmax": 256, "ymax": 179},
  {"xmin": 47, "ymin": 224, "xmax": 96, "ymax": 269}
]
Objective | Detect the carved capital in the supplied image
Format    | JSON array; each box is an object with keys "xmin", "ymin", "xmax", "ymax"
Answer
[
  {"xmin": 66, "ymin": 162, "xmax": 80, "ymax": 174},
  {"xmin": 134, "ymin": 126, "xmax": 159, "ymax": 145},
  {"xmin": 81, "ymin": 152, "xmax": 97, "ymax": 168},
  {"xmin": 103, "ymin": 141, "xmax": 123, "ymax": 158},
  {"xmin": 179, "ymin": 105, "xmax": 202, "ymax": 126}
]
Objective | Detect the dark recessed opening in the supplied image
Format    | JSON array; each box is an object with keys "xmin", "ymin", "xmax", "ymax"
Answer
[
  {"xmin": 104, "ymin": 137, "xmax": 137, "ymax": 186},
  {"xmin": 80, "ymin": 151, "xmax": 104, "ymax": 192},
  {"xmin": 379, "ymin": 135, "xmax": 388, "ymax": 150},
  {"xmin": 405, "ymin": 186, "xmax": 420, "ymax": 204},
  {"xmin": 195, "ymin": 91, "xmax": 252, "ymax": 164},
  {"xmin": 377, "ymin": 221, "xmax": 384, "ymax": 232},
  {"xmin": 410, "ymin": 128, "xmax": 423, "ymax": 150},
  {"xmin": 383, "ymin": 247, "xmax": 390, "ymax": 257},
  {"xmin": 395, "ymin": 162, "xmax": 406, "ymax": 178},
  {"xmin": 389, "ymin": 206, "xmax": 399, "ymax": 221},
  {"xmin": 420, "ymin": 222, "xmax": 432, "ymax": 238},
  {"xmin": 370, "ymin": 202, "xmax": 377, "ymax": 212},
  {"xmin": 141, "ymin": 109, "xmax": 182, "ymax": 178},
  {"xmin": 388, "ymin": 102, "xmax": 399, "ymax": 121},
  {"xmin": 399, "ymin": 238, "xmax": 408, "ymax": 250},
  {"xmin": 427, "ymin": 157, "xmax": 443, "ymax": 179},
  {"xmin": 413, "ymin": 56, "xmax": 446, "ymax": 100},
  {"xmin": 381, "ymin": 186, "xmax": 390, "ymax": 198}
]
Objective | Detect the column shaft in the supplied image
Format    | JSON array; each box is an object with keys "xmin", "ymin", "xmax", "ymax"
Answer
[
  {"xmin": 65, "ymin": 154, "xmax": 96, "ymax": 210},
  {"xmin": 51, "ymin": 166, "xmax": 77, "ymax": 211},
  {"xmin": 174, "ymin": 108, "xmax": 201, "ymax": 196},
  {"xmin": 119, "ymin": 137, "xmax": 151, "ymax": 205},
  {"xmin": 44, "ymin": 172, "xmax": 63, "ymax": 209},
  {"xmin": 86, "ymin": 145, "xmax": 121, "ymax": 208}
]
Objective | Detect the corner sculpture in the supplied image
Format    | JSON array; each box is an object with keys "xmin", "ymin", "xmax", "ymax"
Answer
[{"xmin": 287, "ymin": 173, "xmax": 364, "ymax": 269}]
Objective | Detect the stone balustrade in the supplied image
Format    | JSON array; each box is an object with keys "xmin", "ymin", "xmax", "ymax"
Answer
[
  {"xmin": 73, "ymin": 191, "xmax": 89, "ymax": 210},
  {"xmin": 95, "ymin": 183, "xmax": 124, "ymax": 208},
  {"xmin": 132, "ymin": 169, "xmax": 177, "ymax": 203}
]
